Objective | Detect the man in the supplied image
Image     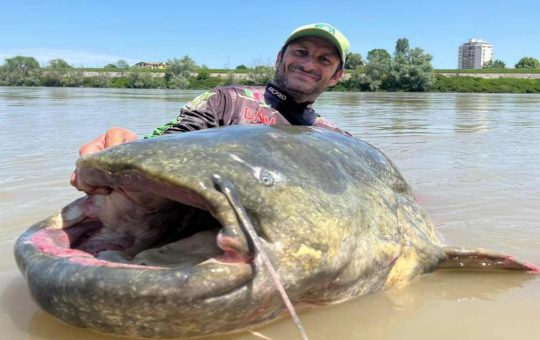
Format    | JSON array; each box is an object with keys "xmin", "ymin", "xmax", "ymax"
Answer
[{"xmin": 72, "ymin": 23, "xmax": 351, "ymax": 194}]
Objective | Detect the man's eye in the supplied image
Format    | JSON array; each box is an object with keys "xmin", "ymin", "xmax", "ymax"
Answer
[
  {"xmin": 319, "ymin": 56, "xmax": 331, "ymax": 64},
  {"xmin": 295, "ymin": 49, "xmax": 307, "ymax": 56}
]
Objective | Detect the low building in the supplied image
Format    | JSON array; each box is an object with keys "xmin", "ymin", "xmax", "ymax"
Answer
[
  {"xmin": 458, "ymin": 39, "xmax": 493, "ymax": 69},
  {"xmin": 134, "ymin": 62, "xmax": 168, "ymax": 69}
]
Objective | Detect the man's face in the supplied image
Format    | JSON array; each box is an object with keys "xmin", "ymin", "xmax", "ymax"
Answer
[{"xmin": 273, "ymin": 36, "xmax": 343, "ymax": 103}]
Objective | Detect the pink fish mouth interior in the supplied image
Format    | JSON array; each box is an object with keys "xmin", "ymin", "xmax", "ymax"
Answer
[{"xmin": 31, "ymin": 171, "xmax": 254, "ymax": 271}]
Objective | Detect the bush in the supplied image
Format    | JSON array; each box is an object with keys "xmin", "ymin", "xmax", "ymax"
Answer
[
  {"xmin": 109, "ymin": 77, "xmax": 131, "ymax": 88},
  {"xmin": 241, "ymin": 65, "xmax": 274, "ymax": 86},
  {"xmin": 188, "ymin": 75, "xmax": 224, "ymax": 89}
]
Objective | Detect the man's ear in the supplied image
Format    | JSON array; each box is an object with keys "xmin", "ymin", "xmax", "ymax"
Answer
[
  {"xmin": 329, "ymin": 68, "xmax": 344, "ymax": 87},
  {"xmin": 275, "ymin": 51, "xmax": 283, "ymax": 68}
]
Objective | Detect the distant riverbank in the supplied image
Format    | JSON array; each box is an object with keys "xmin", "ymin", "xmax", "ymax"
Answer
[
  {"xmin": 1, "ymin": 66, "xmax": 539, "ymax": 93},
  {"xmin": 430, "ymin": 74, "xmax": 540, "ymax": 93},
  {"xmin": 77, "ymin": 69, "xmax": 540, "ymax": 79}
]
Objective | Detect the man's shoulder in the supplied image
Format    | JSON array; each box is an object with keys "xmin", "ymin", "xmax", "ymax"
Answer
[
  {"xmin": 183, "ymin": 85, "xmax": 269, "ymax": 114},
  {"xmin": 184, "ymin": 85, "xmax": 263, "ymax": 108},
  {"xmin": 211, "ymin": 84, "xmax": 268, "ymax": 105},
  {"xmin": 214, "ymin": 84, "xmax": 265, "ymax": 97}
]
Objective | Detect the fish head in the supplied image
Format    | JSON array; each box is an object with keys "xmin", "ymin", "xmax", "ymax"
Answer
[{"xmin": 76, "ymin": 125, "xmax": 368, "ymax": 287}]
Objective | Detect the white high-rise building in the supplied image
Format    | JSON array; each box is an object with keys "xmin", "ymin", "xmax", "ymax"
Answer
[{"xmin": 458, "ymin": 39, "xmax": 493, "ymax": 69}]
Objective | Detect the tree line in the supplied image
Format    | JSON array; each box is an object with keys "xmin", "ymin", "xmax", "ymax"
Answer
[
  {"xmin": 482, "ymin": 56, "xmax": 540, "ymax": 69},
  {"xmin": 1, "ymin": 39, "xmax": 539, "ymax": 93},
  {"xmin": 0, "ymin": 55, "xmax": 275, "ymax": 89},
  {"xmin": 337, "ymin": 38, "xmax": 435, "ymax": 91}
]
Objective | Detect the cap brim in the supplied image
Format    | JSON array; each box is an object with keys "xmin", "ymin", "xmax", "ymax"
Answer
[{"xmin": 284, "ymin": 29, "xmax": 344, "ymax": 61}]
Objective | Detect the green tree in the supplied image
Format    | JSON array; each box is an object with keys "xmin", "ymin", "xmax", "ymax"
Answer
[
  {"xmin": 339, "ymin": 67, "xmax": 370, "ymax": 91},
  {"xmin": 388, "ymin": 38, "xmax": 412, "ymax": 90},
  {"xmin": 0, "ymin": 56, "xmax": 41, "ymax": 85},
  {"xmin": 165, "ymin": 55, "xmax": 197, "ymax": 88},
  {"xmin": 61, "ymin": 70, "xmax": 84, "ymax": 87},
  {"xmin": 41, "ymin": 59, "xmax": 72, "ymax": 86},
  {"xmin": 196, "ymin": 66, "xmax": 211, "ymax": 80},
  {"xmin": 166, "ymin": 56, "xmax": 197, "ymax": 78},
  {"xmin": 362, "ymin": 39, "xmax": 434, "ymax": 92},
  {"xmin": 387, "ymin": 39, "xmax": 435, "ymax": 91},
  {"xmin": 48, "ymin": 58, "xmax": 72, "ymax": 70},
  {"xmin": 244, "ymin": 64, "xmax": 274, "ymax": 85},
  {"xmin": 344, "ymin": 52, "xmax": 364, "ymax": 69},
  {"xmin": 3, "ymin": 56, "xmax": 40, "ymax": 74},
  {"xmin": 236, "ymin": 64, "xmax": 248, "ymax": 70},
  {"xmin": 167, "ymin": 74, "xmax": 190, "ymax": 89},
  {"xmin": 515, "ymin": 56, "xmax": 540, "ymax": 69},
  {"xmin": 394, "ymin": 38, "xmax": 410, "ymax": 58},
  {"xmin": 367, "ymin": 49, "xmax": 391, "ymax": 63},
  {"xmin": 363, "ymin": 49, "xmax": 392, "ymax": 90},
  {"xmin": 89, "ymin": 72, "xmax": 110, "ymax": 88},
  {"xmin": 493, "ymin": 60, "xmax": 506, "ymax": 68},
  {"xmin": 116, "ymin": 59, "xmax": 130, "ymax": 69},
  {"xmin": 482, "ymin": 59, "xmax": 506, "ymax": 69},
  {"xmin": 127, "ymin": 70, "xmax": 165, "ymax": 88},
  {"xmin": 404, "ymin": 47, "xmax": 435, "ymax": 91},
  {"xmin": 104, "ymin": 64, "xmax": 118, "ymax": 69}
]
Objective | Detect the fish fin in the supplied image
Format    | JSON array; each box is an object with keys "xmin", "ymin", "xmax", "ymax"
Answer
[{"xmin": 439, "ymin": 246, "xmax": 540, "ymax": 273}]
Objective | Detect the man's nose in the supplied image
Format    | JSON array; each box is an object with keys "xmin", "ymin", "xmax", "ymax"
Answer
[{"xmin": 299, "ymin": 57, "xmax": 317, "ymax": 72}]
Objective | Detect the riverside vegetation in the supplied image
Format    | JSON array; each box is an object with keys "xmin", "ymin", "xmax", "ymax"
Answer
[{"xmin": 1, "ymin": 39, "xmax": 539, "ymax": 93}]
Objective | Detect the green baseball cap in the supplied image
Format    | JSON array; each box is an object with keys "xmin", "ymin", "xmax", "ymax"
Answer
[{"xmin": 283, "ymin": 23, "xmax": 350, "ymax": 65}]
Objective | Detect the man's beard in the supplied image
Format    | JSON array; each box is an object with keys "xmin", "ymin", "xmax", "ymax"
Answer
[{"xmin": 272, "ymin": 62, "xmax": 327, "ymax": 104}]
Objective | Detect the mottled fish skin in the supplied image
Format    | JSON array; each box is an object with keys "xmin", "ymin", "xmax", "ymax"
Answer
[{"xmin": 14, "ymin": 125, "xmax": 513, "ymax": 338}]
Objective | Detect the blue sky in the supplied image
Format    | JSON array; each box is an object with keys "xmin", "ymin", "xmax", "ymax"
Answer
[{"xmin": 1, "ymin": 0, "xmax": 539, "ymax": 69}]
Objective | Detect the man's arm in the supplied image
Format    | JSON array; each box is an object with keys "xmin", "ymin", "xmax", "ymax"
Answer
[
  {"xmin": 71, "ymin": 88, "xmax": 233, "ymax": 193},
  {"xmin": 145, "ymin": 89, "xmax": 229, "ymax": 138}
]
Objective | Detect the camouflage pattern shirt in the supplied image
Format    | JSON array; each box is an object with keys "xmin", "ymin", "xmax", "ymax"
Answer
[{"xmin": 145, "ymin": 84, "xmax": 351, "ymax": 138}]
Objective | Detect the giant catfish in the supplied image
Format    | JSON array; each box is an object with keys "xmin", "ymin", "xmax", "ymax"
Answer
[{"xmin": 14, "ymin": 125, "xmax": 539, "ymax": 338}]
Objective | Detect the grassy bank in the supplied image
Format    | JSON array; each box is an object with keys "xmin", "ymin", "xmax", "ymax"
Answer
[
  {"xmin": 2, "ymin": 66, "xmax": 540, "ymax": 93},
  {"xmin": 432, "ymin": 74, "xmax": 540, "ymax": 93},
  {"xmin": 434, "ymin": 68, "xmax": 540, "ymax": 74},
  {"xmin": 77, "ymin": 67, "xmax": 540, "ymax": 75}
]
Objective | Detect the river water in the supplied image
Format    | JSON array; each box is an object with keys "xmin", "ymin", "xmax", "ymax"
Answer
[{"xmin": 1, "ymin": 87, "xmax": 539, "ymax": 340}]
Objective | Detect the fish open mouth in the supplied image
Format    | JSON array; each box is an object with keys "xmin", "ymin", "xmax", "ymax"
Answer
[{"xmin": 23, "ymin": 165, "xmax": 255, "ymax": 300}]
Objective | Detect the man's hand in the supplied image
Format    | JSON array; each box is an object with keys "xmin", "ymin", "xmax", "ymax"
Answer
[
  {"xmin": 71, "ymin": 127, "xmax": 138, "ymax": 194},
  {"xmin": 78, "ymin": 127, "xmax": 138, "ymax": 156}
]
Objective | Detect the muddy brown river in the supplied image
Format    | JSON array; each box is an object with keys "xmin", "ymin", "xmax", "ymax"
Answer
[{"xmin": 1, "ymin": 87, "xmax": 539, "ymax": 339}]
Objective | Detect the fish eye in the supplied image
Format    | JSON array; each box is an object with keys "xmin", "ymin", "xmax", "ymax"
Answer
[{"xmin": 259, "ymin": 170, "xmax": 274, "ymax": 186}]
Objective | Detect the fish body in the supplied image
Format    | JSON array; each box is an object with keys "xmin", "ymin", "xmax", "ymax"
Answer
[{"xmin": 14, "ymin": 125, "xmax": 538, "ymax": 338}]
